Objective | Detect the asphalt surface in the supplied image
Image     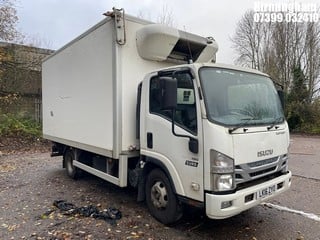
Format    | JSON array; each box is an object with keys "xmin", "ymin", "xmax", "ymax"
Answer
[
  {"xmin": 180, "ymin": 135, "xmax": 320, "ymax": 239},
  {"xmin": 0, "ymin": 135, "xmax": 319, "ymax": 239}
]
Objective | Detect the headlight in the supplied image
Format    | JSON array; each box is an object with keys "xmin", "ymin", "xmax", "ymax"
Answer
[
  {"xmin": 213, "ymin": 174, "xmax": 234, "ymax": 191},
  {"xmin": 210, "ymin": 150, "xmax": 235, "ymax": 192}
]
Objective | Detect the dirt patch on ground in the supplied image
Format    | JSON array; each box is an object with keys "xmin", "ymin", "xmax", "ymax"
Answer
[{"xmin": 0, "ymin": 134, "xmax": 51, "ymax": 155}]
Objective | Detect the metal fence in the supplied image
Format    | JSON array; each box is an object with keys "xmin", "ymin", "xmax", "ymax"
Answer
[
  {"xmin": 34, "ymin": 98, "xmax": 42, "ymax": 123},
  {"xmin": 0, "ymin": 94, "xmax": 42, "ymax": 123}
]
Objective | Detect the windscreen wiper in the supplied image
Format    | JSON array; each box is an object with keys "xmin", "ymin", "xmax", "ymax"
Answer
[
  {"xmin": 267, "ymin": 117, "xmax": 284, "ymax": 131},
  {"xmin": 228, "ymin": 117, "xmax": 258, "ymax": 134}
]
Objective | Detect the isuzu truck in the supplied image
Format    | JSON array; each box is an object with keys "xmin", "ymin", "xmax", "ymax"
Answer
[{"xmin": 42, "ymin": 8, "xmax": 292, "ymax": 224}]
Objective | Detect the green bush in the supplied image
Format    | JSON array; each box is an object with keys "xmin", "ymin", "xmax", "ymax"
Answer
[
  {"xmin": 0, "ymin": 114, "xmax": 41, "ymax": 137},
  {"xmin": 286, "ymin": 99, "xmax": 320, "ymax": 134}
]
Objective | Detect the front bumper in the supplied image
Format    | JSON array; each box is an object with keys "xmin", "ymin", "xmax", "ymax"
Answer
[{"xmin": 205, "ymin": 171, "xmax": 292, "ymax": 219}]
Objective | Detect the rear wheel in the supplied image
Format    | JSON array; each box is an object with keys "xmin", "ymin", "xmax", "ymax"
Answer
[
  {"xmin": 64, "ymin": 149, "xmax": 81, "ymax": 179},
  {"xmin": 145, "ymin": 168, "xmax": 183, "ymax": 225}
]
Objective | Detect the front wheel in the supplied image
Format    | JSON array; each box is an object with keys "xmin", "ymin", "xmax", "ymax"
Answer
[
  {"xmin": 64, "ymin": 149, "xmax": 81, "ymax": 179},
  {"xmin": 145, "ymin": 169, "xmax": 183, "ymax": 225}
]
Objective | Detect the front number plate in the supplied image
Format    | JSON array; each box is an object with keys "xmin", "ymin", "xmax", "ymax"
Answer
[{"xmin": 257, "ymin": 185, "xmax": 276, "ymax": 199}]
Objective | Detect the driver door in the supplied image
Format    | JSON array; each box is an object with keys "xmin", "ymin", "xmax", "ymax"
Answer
[{"xmin": 141, "ymin": 71, "xmax": 204, "ymax": 202}]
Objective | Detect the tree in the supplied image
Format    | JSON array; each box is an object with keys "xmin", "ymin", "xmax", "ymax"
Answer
[
  {"xmin": 231, "ymin": 10, "xmax": 320, "ymax": 100},
  {"xmin": 0, "ymin": 0, "xmax": 20, "ymax": 42},
  {"xmin": 303, "ymin": 22, "xmax": 320, "ymax": 103},
  {"xmin": 0, "ymin": 1, "xmax": 53, "ymax": 121},
  {"xmin": 137, "ymin": 4, "xmax": 176, "ymax": 27},
  {"xmin": 288, "ymin": 65, "xmax": 308, "ymax": 103},
  {"xmin": 157, "ymin": 4, "xmax": 175, "ymax": 27},
  {"xmin": 287, "ymin": 66, "xmax": 312, "ymax": 130},
  {"xmin": 0, "ymin": 0, "xmax": 21, "ymax": 83},
  {"xmin": 0, "ymin": 0, "xmax": 20, "ymax": 113},
  {"xmin": 231, "ymin": 11, "xmax": 264, "ymax": 69}
]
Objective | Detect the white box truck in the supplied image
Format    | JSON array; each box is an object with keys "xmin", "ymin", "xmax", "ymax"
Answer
[{"xmin": 42, "ymin": 8, "xmax": 292, "ymax": 224}]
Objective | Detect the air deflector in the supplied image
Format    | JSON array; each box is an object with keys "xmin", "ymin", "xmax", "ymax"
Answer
[{"xmin": 136, "ymin": 24, "xmax": 218, "ymax": 63}]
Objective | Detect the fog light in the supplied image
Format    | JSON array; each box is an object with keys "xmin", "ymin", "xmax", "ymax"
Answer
[
  {"xmin": 277, "ymin": 182, "xmax": 284, "ymax": 189},
  {"xmin": 221, "ymin": 200, "xmax": 232, "ymax": 209},
  {"xmin": 245, "ymin": 193, "xmax": 254, "ymax": 203}
]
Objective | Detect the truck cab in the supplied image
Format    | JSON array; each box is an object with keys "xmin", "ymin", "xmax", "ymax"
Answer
[{"xmin": 138, "ymin": 63, "xmax": 291, "ymax": 223}]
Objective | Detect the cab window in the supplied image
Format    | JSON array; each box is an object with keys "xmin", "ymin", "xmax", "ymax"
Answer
[{"xmin": 149, "ymin": 72, "xmax": 197, "ymax": 134}]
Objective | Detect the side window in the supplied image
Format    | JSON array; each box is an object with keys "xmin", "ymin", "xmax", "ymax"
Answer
[{"xmin": 149, "ymin": 73, "xmax": 197, "ymax": 134}]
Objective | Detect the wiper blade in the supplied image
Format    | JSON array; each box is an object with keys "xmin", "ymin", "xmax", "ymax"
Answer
[
  {"xmin": 228, "ymin": 117, "xmax": 257, "ymax": 134},
  {"xmin": 267, "ymin": 117, "xmax": 284, "ymax": 130}
]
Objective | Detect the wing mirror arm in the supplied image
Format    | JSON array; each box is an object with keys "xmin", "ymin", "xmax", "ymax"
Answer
[{"xmin": 170, "ymin": 110, "xmax": 198, "ymax": 154}]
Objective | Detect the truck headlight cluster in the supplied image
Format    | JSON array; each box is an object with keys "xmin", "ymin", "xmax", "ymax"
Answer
[{"xmin": 210, "ymin": 150, "xmax": 235, "ymax": 191}]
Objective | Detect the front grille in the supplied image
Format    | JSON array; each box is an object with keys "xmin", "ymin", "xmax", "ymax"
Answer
[
  {"xmin": 248, "ymin": 157, "xmax": 278, "ymax": 168},
  {"xmin": 249, "ymin": 166, "xmax": 277, "ymax": 177},
  {"xmin": 236, "ymin": 172, "xmax": 284, "ymax": 191},
  {"xmin": 235, "ymin": 155, "xmax": 287, "ymax": 186}
]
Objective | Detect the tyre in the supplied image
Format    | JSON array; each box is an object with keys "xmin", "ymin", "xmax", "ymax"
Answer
[
  {"xmin": 145, "ymin": 168, "xmax": 183, "ymax": 225},
  {"xmin": 64, "ymin": 149, "xmax": 81, "ymax": 179}
]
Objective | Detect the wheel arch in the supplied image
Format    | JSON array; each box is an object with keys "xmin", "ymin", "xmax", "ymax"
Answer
[
  {"xmin": 145, "ymin": 166, "xmax": 183, "ymax": 224},
  {"xmin": 142, "ymin": 155, "xmax": 184, "ymax": 196}
]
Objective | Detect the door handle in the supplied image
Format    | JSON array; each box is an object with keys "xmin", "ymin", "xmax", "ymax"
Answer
[{"xmin": 147, "ymin": 132, "xmax": 153, "ymax": 149}]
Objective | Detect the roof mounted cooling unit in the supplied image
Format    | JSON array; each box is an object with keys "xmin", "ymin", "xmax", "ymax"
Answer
[{"xmin": 136, "ymin": 24, "xmax": 218, "ymax": 64}]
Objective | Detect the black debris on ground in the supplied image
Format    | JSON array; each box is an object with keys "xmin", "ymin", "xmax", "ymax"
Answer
[{"xmin": 51, "ymin": 200, "xmax": 122, "ymax": 225}]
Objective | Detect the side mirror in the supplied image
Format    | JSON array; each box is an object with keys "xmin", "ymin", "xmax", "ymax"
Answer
[
  {"xmin": 189, "ymin": 138, "xmax": 199, "ymax": 154},
  {"xmin": 159, "ymin": 77, "xmax": 177, "ymax": 110},
  {"xmin": 277, "ymin": 90, "xmax": 285, "ymax": 110}
]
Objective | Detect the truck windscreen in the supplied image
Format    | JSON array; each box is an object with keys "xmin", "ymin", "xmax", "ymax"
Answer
[{"xmin": 199, "ymin": 67, "xmax": 284, "ymax": 127}]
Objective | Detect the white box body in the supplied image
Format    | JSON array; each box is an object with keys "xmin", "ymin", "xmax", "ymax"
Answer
[{"xmin": 42, "ymin": 16, "xmax": 172, "ymax": 158}]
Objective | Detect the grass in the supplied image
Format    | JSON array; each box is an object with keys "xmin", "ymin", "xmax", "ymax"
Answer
[{"xmin": 0, "ymin": 114, "xmax": 42, "ymax": 137}]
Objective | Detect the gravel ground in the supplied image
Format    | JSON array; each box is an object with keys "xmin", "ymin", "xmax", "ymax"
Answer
[
  {"xmin": 0, "ymin": 142, "xmax": 269, "ymax": 240},
  {"xmin": 1, "ymin": 134, "xmax": 319, "ymax": 239},
  {"xmin": 0, "ymin": 150, "xmax": 203, "ymax": 240}
]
